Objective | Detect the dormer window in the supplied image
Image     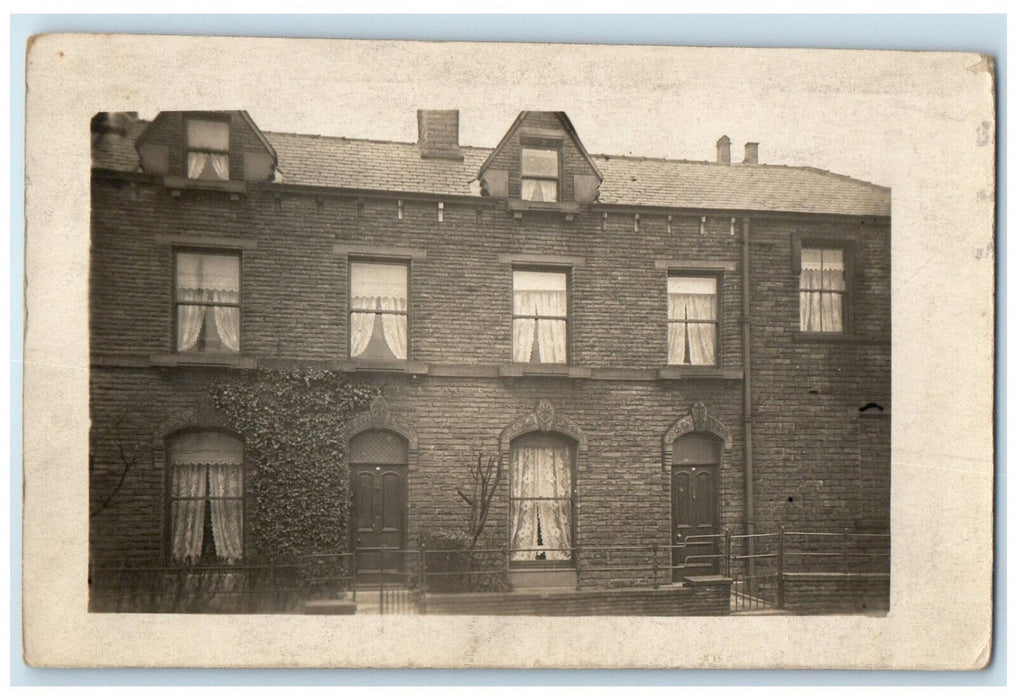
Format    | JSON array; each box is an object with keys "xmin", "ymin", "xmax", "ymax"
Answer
[
  {"xmin": 521, "ymin": 148, "xmax": 559, "ymax": 202},
  {"xmin": 186, "ymin": 118, "xmax": 230, "ymax": 181}
]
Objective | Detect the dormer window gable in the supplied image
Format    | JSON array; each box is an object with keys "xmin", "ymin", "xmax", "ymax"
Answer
[
  {"xmin": 135, "ymin": 111, "xmax": 278, "ymax": 186},
  {"xmin": 478, "ymin": 111, "xmax": 602, "ymax": 207}
]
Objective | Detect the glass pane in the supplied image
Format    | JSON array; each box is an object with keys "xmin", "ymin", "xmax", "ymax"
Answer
[
  {"xmin": 668, "ymin": 276, "xmax": 716, "ymax": 296},
  {"xmin": 801, "ymin": 247, "xmax": 823, "ymax": 270},
  {"xmin": 187, "ymin": 119, "xmax": 229, "ymax": 150},
  {"xmin": 350, "ymin": 430, "xmax": 408, "ymax": 464},
  {"xmin": 521, "ymin": 148, "xmax": 558, "ymax": 177},
  {"xmin": 521, "ymin": 178, "xmax": 558, "ymax": 202},
  {"xmin": 821, "ymin": 248, "xmax": 844, "ymax": 269},
  {"xmin": 176, "ymin": 253, "xmax": 240, "ymax": 296},
  {"xmin": 674, "ymin": 433, "xmax": 721, "ymax": 465},
  {"xmin": 513, "ymin": 270, "xmax": 567, "ymax": 294},
  {"xmin": 169, "ymin": 431, "xmax": 243, "ymax": 466},
  {"xmin": 350, "ymin": 262, "xmax": 407, "ymax": 300}
]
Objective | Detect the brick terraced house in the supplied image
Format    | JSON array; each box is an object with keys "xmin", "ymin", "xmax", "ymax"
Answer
[{"xmin": 89, "ymin": 110, "xmax": 891, "ymax": 613}]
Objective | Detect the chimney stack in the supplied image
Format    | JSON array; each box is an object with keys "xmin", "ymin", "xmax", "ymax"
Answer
[
  {"xmin": 418, "ymin": 110, "xmax": 463, "ymax": 161},
  {"xmin": 716, "ymin": 135, "xmax": 731, "ymax": 164},
  {"xmin": 744, "ymin": 142, "xmax": 759, "ymax": 164}
]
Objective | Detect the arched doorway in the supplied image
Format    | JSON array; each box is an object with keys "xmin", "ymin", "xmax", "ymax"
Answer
[
  {"xmin": 350, "ymin": 429, "xmax": 408, "ymax": 581},
  {"xmin": 671, "ymin": 432, "xmax": 722, "ymax": 581}
]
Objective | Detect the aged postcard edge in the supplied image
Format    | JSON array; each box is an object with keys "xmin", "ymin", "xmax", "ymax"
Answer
[{"xmin": 21, "ymin": 34, "xmax": 996, "ymax": 669}]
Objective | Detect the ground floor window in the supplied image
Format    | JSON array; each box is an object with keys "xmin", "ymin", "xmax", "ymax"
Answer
[
  {"xmin": 510, "ymin": 432, "xmax": 574, "ymax": 562},
  {"xmin": 168, "ymin": 430, "xmax": 244, "ymax": 565}
]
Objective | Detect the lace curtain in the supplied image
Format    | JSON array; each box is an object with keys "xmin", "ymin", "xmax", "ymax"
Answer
[
  {"xmin": 510, "ymin": 442, "xmax": 572, "ymax": 561},
  {"xmin": 800, "ymin": 249, "xmax": 844, "ymax": 332},
  {"xmin": 513, "ymin": 272, "xmax": 567, "ymax": 363},
  {"xmin": 169, "ymin": 432, "xmax": 243, "ymax": 565},
  {"xmin": 350, "ymin": 263, "xmax": 408, "ymax": 360},
  {"xmin": 667, "ymin": 293, "xmax": 717, "ymax": 365},
  {"xmin": 186, "ymin": 119, "xmax": 230, "ymax": 181},
  {"xmin": 176, "ymin": 253, "xmax": 240, "ymax": 352}
]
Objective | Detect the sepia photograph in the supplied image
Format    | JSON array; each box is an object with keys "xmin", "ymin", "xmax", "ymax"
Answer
[{"xmin": 23, "ymin": 34, "xmax": 994, "ymax": 668}]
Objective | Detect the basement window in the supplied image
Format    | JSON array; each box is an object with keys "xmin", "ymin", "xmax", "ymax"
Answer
[
  {"xmin": 521, "ymin": 148, "xmax": 559, "ymax": 202},
  {"xmin": 186, "ymin": 118, "xmax": 230, "ymax": 181}
]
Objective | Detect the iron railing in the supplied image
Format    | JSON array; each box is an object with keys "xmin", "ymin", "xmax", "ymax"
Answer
[{"xmin": 89, "ymin": 529, "xmax": 889, "ymax": 614}]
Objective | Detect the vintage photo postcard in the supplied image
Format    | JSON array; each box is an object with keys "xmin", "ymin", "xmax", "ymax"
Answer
[{"xmin": 22, "ymin": 34, "xmax": 995, "ymax": 668}]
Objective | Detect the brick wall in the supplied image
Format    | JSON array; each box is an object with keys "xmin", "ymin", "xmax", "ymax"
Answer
[{"xmin": 90, "ymin": 166, "xmax": 890, "ymax": 589}]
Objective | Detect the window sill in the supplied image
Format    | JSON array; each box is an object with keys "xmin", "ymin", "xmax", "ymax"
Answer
[
  {"xmin": 163, "ymin": 175, "xmax": 247, "ymax": 196},
  {"xmin": 150, "ymin": 353, "xmax": 256, "ymax": 368},
  {"xmin": 796, "ymin": 332, "xmax": 885, "ymax": 345},
  {"xmin": 657, "ymin": 366, "xmax": 743, "ymax": 380},
  {"xmin": 499, "ymin": 363, "xmax": 591, "ymax": 378},
  {"xmin": 342, "ymin": 360, "xmax": 429, "ymax": 375}
]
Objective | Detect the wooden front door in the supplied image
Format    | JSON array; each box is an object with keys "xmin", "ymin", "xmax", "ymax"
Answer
[
  {"xmin": 671, "ymin": 433, "xmax": 722, "ymax": 581},
  {"xmin": 350, "ymin": 429, "xmax": 409, "ymax": 582}
]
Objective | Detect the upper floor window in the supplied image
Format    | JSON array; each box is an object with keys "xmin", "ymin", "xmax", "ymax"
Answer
[
  {"xmin": 186, "ymin": 118, "xmax": 230, "ymax": 181},
  {"xmin": 350, "ymin": 261, "xmax": 408, "ymax": 360},
  {"xmin": 800, "ymin": 248, "xmax": 845, "ymax": 332},
  {"xmin": 668, "ymin": 275, "xmax": 718, "ymax": 365},
  {"xmin": 168, "ymin": 430, "xmax": 244, "ymax": 565},
  {"xmin": 513, "ymin": 269, "xmax": 568, "ymax": 364},
  {"xmin": 521, "ymin": 148, "xmax": 559, "ymax": 202},
  {"xmin": 175, "ymin": 251, "xmax": 240, "ymax": 353}
]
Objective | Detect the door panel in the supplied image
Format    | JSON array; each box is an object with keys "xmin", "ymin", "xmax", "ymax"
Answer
[
  {"xmin": 352, "ymin": 465, "xmax": 406, "ymax": 579},
  {"xmin": 672, "ymin": 464, "xmax": 718, "ymax": 580}
]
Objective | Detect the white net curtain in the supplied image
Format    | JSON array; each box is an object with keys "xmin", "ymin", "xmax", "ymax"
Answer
[
  {"xmin": 513, "ymin": 270, "xmax": 567, "ymax": 363},
  {"xmin": 521, "ymin": 148, "xmax": 559, "ymax": 202},
  {"xmin": 510, "ymin": 439, "xmax": 573, "ymax": 561},
  {"xmin": 667, "ymin": 276, "xmax": 717, "ymax": 365},
  {"xmin": 175, "ymin": 253, "xmax": 240, "ymax": 353},
  {"xmin": 186, "ymin": 119, "xmax": 230, "ymax": 181},
  {"xmin": 800, "ymin": 248, "xmax": 845, "ymax": 332},
  {"xmin": 349, "ymin": 262, "xmax": 408, "ymax": 360},
  {"xmin": 169, "ymin": 431, "xmax": 244, "ymax": 565}
]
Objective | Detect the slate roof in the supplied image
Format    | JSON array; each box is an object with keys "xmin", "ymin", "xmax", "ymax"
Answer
[{"xmin": 93, "ymin": 120, "xmax": 890, "ymax": 217}]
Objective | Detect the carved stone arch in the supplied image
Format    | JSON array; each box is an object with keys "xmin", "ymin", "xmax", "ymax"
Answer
[
  {"xmin": 499, "ymin": 399, "xmax": 588, "ymax": 471},
  {"xmin": 151, "ymin": 402, "xmax": 238, "ymax": 469},
  {"xmin": 662, "ymin": 401, "xmax": 732, "ymax": 471},
  {"xmin": 344, "ymin": 395, "xmax": 419, "ymax": 469}
]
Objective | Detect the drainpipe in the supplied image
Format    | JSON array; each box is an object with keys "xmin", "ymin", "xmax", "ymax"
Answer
[{"xmin": 741, "ymin": 218, "xmax": 756, "ymax": 590}]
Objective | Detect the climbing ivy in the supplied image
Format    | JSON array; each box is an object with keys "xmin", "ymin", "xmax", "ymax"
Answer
[{"xmin": 209, "ymin": 368, "xmax": 377, "ymax": 561}]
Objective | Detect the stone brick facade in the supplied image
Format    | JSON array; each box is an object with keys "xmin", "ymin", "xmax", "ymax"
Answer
[{"xmin": 89, "ymin": 110, "xmax": 890, "ymax": 599}]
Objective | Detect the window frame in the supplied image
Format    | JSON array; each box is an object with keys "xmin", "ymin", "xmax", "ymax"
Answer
[
  {"xmin": 163, "ymin": 428, "xmax": 247, "ymax": 566},
  {"xmin": 519, "ymin": 144, "xmax": 561, "ymax": 203},
  {"xmin": 172, "ymin": 247, "xmax": 243, "ymax": 355},
  {"xmin": 665, "ymin": 270, "xmax": 722, "ymax": 368},
  {"xmin": 792, "ymin": 235, "xmax": 856, "ymax": 337},
  {"xmin": 184, "ymin": 113, "xmax": 231, "ymax": 182},
  {"xmin": 347, "ymin": 257, "xmax": 412, "ymax": 362},
  {"xmin": 508, "ymin": 431, "xmax": 577, "ymax": 568},
  {"xmin": 511, "ymin": 265, "xmax": 571, "ymax": 365}
]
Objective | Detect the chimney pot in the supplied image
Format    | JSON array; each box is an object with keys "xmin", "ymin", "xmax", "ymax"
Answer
[
  {"xmin": 417, "ymin": 109, "xmax": 463, "ymax": 161},
  {"xmin": 744, "ymin": 142, "xmax": 759, "ymax": 164},
  {"xmin": 716, "ymin": 135, "xmax": 731, "ymax": 164}
]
